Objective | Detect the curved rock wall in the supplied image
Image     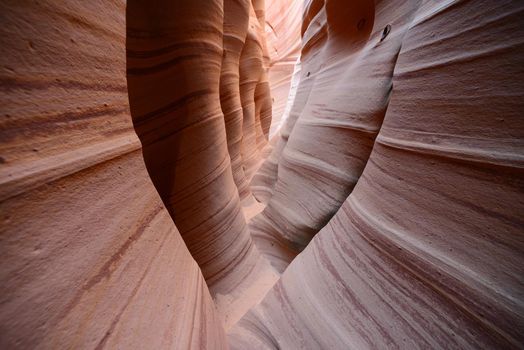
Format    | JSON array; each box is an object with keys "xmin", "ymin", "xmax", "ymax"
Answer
[
  {"xmin": 0, "ymin": 0, "xmax": 290, "ymax": 342},
  {"xmin": 0, "ymin": 1, "xmax": 227, "ymax": 348},
  {"xmin": 265, "ymin": 0, "xmax": 304, "ymax": 134},
  {"xmin": 127, "ymin": 0, "xmax": 278, "ymax": 328},
  {"xmin": 240, "ymin": 26, "xmax": 266, "ymax": 180},
  {"xmin": 230, "ymin": 0, "xmax": 524, "ymax": 347},
  {"xmin": 251, "ymin": 0, "xmax": 324, "ymax": 205},
  {"xmin": 251, "ymin": 0, "xmax": 423, "ymax": 271},
  {"xmin": 1, "ymin": 0, "xmax": 523, "ymax": 348},
  {"xmin": 221, "ymin": 0, "xmax": 252, "ymax": 200}
]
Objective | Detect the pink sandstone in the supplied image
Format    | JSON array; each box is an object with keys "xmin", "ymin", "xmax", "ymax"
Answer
[{"xmin": 0, "ymin": 0, "xmax": 522, "ymax": 349}]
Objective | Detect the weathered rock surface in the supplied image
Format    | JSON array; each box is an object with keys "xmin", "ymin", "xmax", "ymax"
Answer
[
  {"xmin": 251, "ymin": 0, "xmax": 423, "ymax": 271},
  {"xmin": 240, "ymin": 25, "xmax": 267, "ymax": 180},
  {"xmin": 264, "ymin": 0, "xmax": 303, "ymax": 135},
  {"xmin": 220, "ymin": 0, "xmax": 252, "ymax": 200},
  {"xmin": 126, "ymin": 0, "xmax": 279, "ymax": 328},
  {"xmin": 0, "ymin": 1, "xmax": 227, "ymax": 348},
  {"xmin": 230, "ymin": 0, "xmax": 524, "ymax": 347},
  {"xmin": 1, "ymin": 0, "xmax": 523, "ymax": 349}
]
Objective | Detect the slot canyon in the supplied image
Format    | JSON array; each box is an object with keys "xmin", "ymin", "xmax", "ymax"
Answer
[{"xmin": 0, "ymin": 0, "xmax": 523, "ymax": 348}]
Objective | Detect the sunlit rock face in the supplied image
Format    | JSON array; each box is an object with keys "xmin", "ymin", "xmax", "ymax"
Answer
[
  {"xmin": 240, "ymin": 19, "xmax": 267, "ymax": 180},
  {"xmin": 250, "ymin": 0, "xmax": 304, "ymax": 203},
  {"xmin": 264, "ymin": 0, "xmax": 303, "ymax": 135},
  {"xmin": 1, "ymin": 0, "xmax": 523, "ymax": 349}
]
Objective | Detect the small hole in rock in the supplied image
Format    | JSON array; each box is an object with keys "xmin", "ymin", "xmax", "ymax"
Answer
[
  {"xmin": 306, "ymin": 72, "xmax": 310, "ymax": 77},
  {"xmin": 381, "ymin": 25, "xmax": 391, "ymax": 41},
  {"xmin": 357, "ymin": 19, "xmax": 366, "ymax": 30}
]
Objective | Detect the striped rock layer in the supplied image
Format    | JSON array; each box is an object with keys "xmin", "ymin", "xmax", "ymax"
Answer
[
  {"xmin": 126, "ymin": 0, "xmax": 279, "ymax": 329},
  {"xmin": 251, "ymin": 0, "xmax": 424, "ymax": 271},
  {"xmin": 0, "ymin": 0, "xmax": 289, "ymax": 347},
  {"xmin": 220, "ymin": 0, "xmax": 252, "ymax": 200},
  {"xmin": 231, "ymin": 0, "xmax": 524, "ymax": 348},
  {"xmin": 1, "ymin": 0, "xmax": 523, "ymax": 349},
  {"xmin": 0, "ymin": 1, "xmax": 227, "ymax": 348}
]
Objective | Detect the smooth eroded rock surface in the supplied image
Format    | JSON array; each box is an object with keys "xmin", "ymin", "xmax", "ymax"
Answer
[
  {"xmin": 230, "ymin": 0, "xmax": 524, "ymax": 347},
  {"xmin": 126, "ymin": 0, "xmax": 278, "ymax": 328},
  {"xmin": 0, "ymin": 1, "xmax": 227, "ymax": 348},
  {"xmin": 1, "ymin": 0, "xmax": 523, "ymax": 349},
  {"xmin": 251, "ymin": 0, "xmax": 423, "ymax": 271}
]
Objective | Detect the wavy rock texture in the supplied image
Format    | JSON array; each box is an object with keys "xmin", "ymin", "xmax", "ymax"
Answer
[
  {"xmin": 239, "ymin": 1, "xmax": 275, "ymax": 183},
  {"xmin": 221, "ymin": 0, "xmax": 277, "ymax": 201},
  {"xmin": 250, "ymin": 0, "xmax": 427, "ymax": 272},
  {"xmin": 220, "ymin": 0, "xmax": 252, "ymax": 200},
  {"xmin": 0, "ymin": 1, "xmax": 227, "ymax": 348},
  {"xmin": 2, "ymin": 0, "xmax": 523, "ymax": 348},
  {"xmin": 231, "ymin": 0, "xmax": 524, "ymax": 347},
  {"xmin": 250, "ymin": 0, "xmax": 304, "ymax": 203},
  {"xmin": 252, "ymin": 0, "xmax": 273, "ymax": 145},
  {"xmin": 250, "ymin": 0, "xmax": 325, "ymax": 205},
  {"xmin": 240, "ymin": 25, "xmax": 267, "ymax": 180},
  {"xmin": 126, "ymin": 0, "xmax": 279, "ymax": 328},
  {"xmin": 265, "ymin": 0, "xmax": 303, "ymax": 135},
  {"xmin": 248, "ymin": 0, "xmax": 304, "ymax": 203}
]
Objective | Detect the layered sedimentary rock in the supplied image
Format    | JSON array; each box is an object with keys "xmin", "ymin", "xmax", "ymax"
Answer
[
  {"xmin": 250, "ymin": 0, "xmax": 324, "ymax": 205},
  {"xmin": 250, "ymin": 0, "xmax": 427, "ymax": 272},
  {"xmin": 264, "ymin": 0, "xmax": 303, "ymax": 134},
  {"xmin": 2, "ymin": 0, "xmax": 523, "ymax": 348},
  {"xmin": 220, "ymin": 0, "xmax": 252, "ymax": 200},
  {"xmin": 127, "ymin": 0, "xmax": 244, "ymax": 291},
  {"xmin": 249, "ymin": 0, "xmax": 304, "ymax": 204},
  {"xmin": 251, "ymin": 0, "xmax": 273, "ymax": 144},
  {"xmin": 221, "ymin": 0, "xmax": 276, "ymax": 202},
  {"xmin": 126, "ymin": 0, "xmax": 278, "ymax": 327},
  {"xmin": 240, "ymin": 26, "xmax": 267, "ymax": 180},
  {"xmin": 0, "ymin": 1, "xmax": 227, "ymax": 348},
  {"xmin": 239, "ymin": 2, "xmax": 275, "ymax": 182},
  {"xmin": 231, "ymin": 0, "xmax": 524, "ymax": 347}
]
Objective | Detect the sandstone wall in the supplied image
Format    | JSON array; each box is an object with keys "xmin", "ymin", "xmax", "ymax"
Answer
[
  {"xmin": 0, "ymin": 1, "xmax": 227, "ymax": 348},
  {"xmin": 231, "ymin": 0, "xmax": 524, "ymax": 347},
  {"xmin": 1, "ymin": 0, "xmax": 522, "ymax": 349}
]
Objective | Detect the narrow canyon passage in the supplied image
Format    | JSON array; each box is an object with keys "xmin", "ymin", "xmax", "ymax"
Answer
[{"xmin": 0, "ymin": 0, "xmax": 523, "ymax": 349}]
